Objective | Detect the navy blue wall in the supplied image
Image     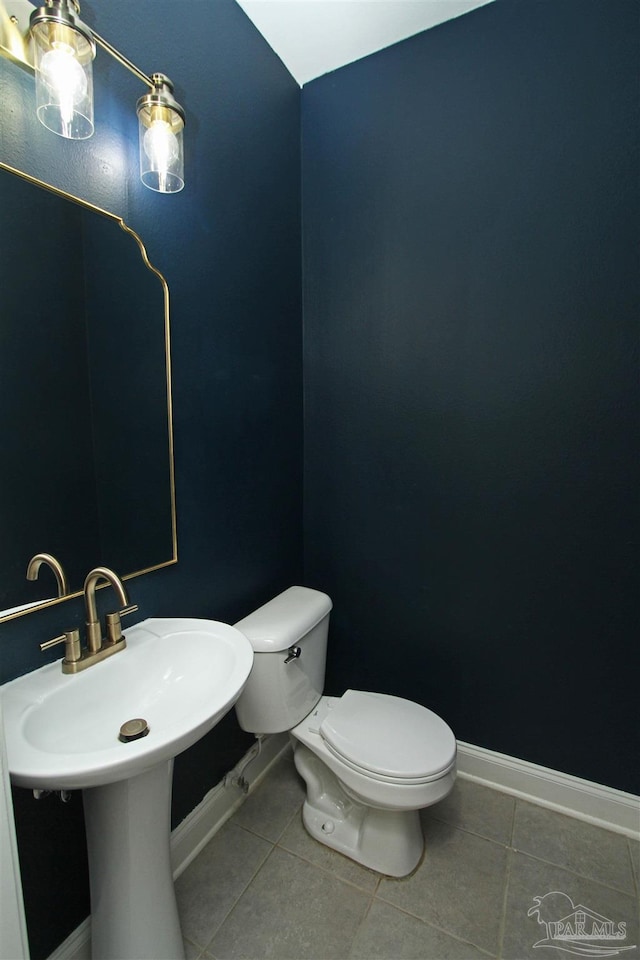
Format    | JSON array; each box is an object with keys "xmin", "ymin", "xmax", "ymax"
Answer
[
  {"xmin": 1, "ymin": 0, "xmax": 301, "ymax": 955},
  {"xmin": 0, "ymin": 177, "xmax": 100, "ymax": 608},
  {"xmin": 2, "ymin": 0, "xmax": 639, "ymax": 954},
  {"xmin": 302, "ymin": 0, "xmax": 639, "ymax": 794}
]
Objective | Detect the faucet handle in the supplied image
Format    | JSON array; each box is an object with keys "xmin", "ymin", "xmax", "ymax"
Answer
[
  {"xmin": 40, "ymin": 629, "xmax": 81, "ymax": 664},
  {"xmin": 105, "ymin": 604, "xmax": 139, "ymax": 644},
  {"xmin": 120, "ymin": 603, "xmax": 139, "ymax": 619}
]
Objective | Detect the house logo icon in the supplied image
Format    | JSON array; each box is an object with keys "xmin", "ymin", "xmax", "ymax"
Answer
[{"xmin": 528, "ymin": 891, "xmax": 636, "ymax": 957}]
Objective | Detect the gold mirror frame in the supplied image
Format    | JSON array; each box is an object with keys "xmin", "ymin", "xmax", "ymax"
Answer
[{"xmin": 0, "ymin": 160, "xmax": 177, "ymax": 622}]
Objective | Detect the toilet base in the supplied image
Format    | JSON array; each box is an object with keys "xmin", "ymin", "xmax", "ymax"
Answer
[{"xmin": 294, "ymin": 743, "xmax": 424, "ymax": 877}]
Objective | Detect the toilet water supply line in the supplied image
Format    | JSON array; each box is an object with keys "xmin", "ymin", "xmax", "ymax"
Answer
[{"xmin": 223, "ymin": 735, "xmax": 265, "ymax": 794}]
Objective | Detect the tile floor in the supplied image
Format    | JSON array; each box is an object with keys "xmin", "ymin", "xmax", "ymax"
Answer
[{"xmin": 176, "ymin": 750, "xmax": 640, "ymax": 960}]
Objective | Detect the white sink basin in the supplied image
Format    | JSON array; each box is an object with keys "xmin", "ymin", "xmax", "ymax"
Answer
[{"xmin": 1, "ymin": 617, "xmax": 254, "ymax": 790}]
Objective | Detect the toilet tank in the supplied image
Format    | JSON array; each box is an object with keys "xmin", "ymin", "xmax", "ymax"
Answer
[{"xmin": 234, "ymin": 586, "xmax": 332, "ymax": 734}]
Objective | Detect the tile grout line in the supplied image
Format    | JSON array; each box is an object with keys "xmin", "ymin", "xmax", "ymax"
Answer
[
  {"xmin": 425, "ymin": 816, "xmax": 513, "ymax": 849},
  {"xmin": 509, "ymin": 796, "xmax": 518, "ymax": 848},
  {"xmin": 199, "ymin": 835, "xmax": 279, "ymax": 956},
  {"xmin": 270, "ymin": 806, "xmax": 384, "ymax": 899},
  {"xmin": 428, "ymin": 797, "xmax": 637, "ymax": 898},
  {"xmin": 425, "ymin": 789, "xmax": 518, "ymax": 850},
  {"xmin": 370, "ymin": 890, "xmax": 499, "ymax": 959},
  {"xmin": 505, "ymin": 844, "xmax": 638, "ymax": 898},
  {"xmin": 233, "ymin": 800, "xmax": 303, "ymax": 846},
  {"xmin": 496, "ymin": 845, "xmax": 514, "ymax": 960},
  {"xmin": 626, "ymin": 837, "xmax": 639, "ymax": 898},
  {"xmin": 273, "ymin": 836, "xmax": 382, "ymax": 897},
  {"xmin": 345, "ymin": 889, "xmax": 378, "ymax": 960},
  {"xmin": 374, "ymin": 822, "xmax": 510, "ymax": 959}
]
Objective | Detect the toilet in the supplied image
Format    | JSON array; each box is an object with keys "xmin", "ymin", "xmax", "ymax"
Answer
[{"xmin": 234, "ymin": 586, "xmax": 456, "ymax": 877}]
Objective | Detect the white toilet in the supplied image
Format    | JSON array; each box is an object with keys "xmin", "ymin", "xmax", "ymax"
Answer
[{"xmin": 234, "ymin": 586, "xmax": 456, "ymax": 877}]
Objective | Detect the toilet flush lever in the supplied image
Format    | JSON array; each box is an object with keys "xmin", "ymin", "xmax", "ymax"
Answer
[{"xmin": 284, "ymin": 645, "xmax": 301, "ymax": 664}]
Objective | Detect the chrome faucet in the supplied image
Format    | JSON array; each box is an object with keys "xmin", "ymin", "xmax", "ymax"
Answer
[
  {"xmin": 26, "ymin": 553, "xmax": 69, "ymax": 598},
  {"xmin": 40, "ymin": 566, "xmax": 138, "ymax": 674}
]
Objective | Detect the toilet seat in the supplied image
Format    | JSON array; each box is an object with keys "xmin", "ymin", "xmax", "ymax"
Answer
[{"xmin": 319, "ymin": 690, "xmax": 456, "ymax": 783}]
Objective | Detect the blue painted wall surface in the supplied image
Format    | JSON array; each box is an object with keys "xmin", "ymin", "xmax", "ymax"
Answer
[
  {"xmin": 0, "ymin": 0, "xmax": 301, "ymax": 955},
  {"xmin": 302, "ymin": 1, "xmax": 639, "ymax": 794},
  {"xmin": 2, "ymin": 0, "xmax": 639, "ymax": 954},
  {"xmin": 0, "ymin": 177, "xmax": 100, "ymax": 607}
]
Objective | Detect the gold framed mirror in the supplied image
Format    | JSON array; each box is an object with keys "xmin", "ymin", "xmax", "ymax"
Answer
[{"xmin": 0, "ymin": 161, "xmax": 177, "ymax": 621}]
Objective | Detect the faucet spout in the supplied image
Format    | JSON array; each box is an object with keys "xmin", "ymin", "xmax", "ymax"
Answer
[
  {"xmin": 83, "ymin": 567, "xmax": 130, "ymax": 653},
  {"xmin": 26, "ymin": 553, "xmax": 69, "ymax": 598},
  {"xmin": 41, "ymin": 567, "xmax": 137, "ymax": 674}
]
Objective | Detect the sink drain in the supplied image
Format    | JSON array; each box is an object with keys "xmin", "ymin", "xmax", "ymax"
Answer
[{"xmin": 118, "ymin": 718, "xmax": 150, "ymax": 743}]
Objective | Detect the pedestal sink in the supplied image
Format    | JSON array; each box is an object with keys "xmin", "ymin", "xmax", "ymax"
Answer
[{"xmin": 1, "ymin": 617, "xmax": 254, "ymax": 960}]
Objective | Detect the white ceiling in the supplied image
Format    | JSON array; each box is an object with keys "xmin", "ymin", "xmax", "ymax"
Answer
[{"xmin": 235, "ymin": 0, "xmax": 494, "ymax": 86}]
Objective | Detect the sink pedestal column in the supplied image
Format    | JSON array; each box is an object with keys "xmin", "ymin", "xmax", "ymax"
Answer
[{"xmin": 83, "ymin": 759, "xmax": 184, "ymax": 960}]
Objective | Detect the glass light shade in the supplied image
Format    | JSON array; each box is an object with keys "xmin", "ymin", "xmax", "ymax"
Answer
[
  {"xmin": 31, "ymin": 16, "xmax": 95, "ymax": 139},
  {"xmin": 138, "ymin": 102, "xmax": 184, "ymax": 194}
]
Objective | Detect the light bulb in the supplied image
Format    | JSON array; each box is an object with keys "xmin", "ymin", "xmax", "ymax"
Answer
[
  {"xmin": 144, "ymin": 120, "xmax": 179, "ymax": 167},
  {"xmin": 138, "ymin": 78, "xmax": 185, "ymax": 192},
  {"xmin": 40, "ymin": 43, "xmax": 87, "ymax": 128}
]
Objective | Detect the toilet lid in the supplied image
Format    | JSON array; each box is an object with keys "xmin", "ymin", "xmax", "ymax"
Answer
[{"xmin": 319, "ymin": 690, "xmax": 456, "ymax": 781}]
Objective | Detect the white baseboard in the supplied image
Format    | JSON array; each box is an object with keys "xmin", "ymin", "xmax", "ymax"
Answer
[
  {"xmin": 456, "ymin": 741, "xmax": 640, "ymax": 839},
  {"xmin": 47, "ymin": 733, "xmax": 290, "ymax": 960},
  {"xmin": 170, "ymin": 732, "xmax": 290, "ymax": 879},
  {"xmin": 47, "ymin": 919, "xmax": 91, "ymax": 960}
]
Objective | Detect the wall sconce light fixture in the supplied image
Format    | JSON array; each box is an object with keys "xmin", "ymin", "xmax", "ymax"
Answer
[{"xmin": 0, "ymin": 0, "xmax": 185, "ymax": 192}]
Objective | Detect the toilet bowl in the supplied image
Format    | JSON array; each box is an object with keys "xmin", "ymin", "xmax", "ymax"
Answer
[{"xmin": 234, "ymin": 586, "xmax": 456, "ymax": 877}]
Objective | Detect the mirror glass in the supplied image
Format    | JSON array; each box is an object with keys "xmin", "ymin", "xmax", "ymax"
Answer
[{"xmin": 0, "ymin": 163, "xmax": 177, "ymax": 620}]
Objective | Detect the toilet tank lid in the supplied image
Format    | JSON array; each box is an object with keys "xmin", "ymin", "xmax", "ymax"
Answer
[{"xmin": 234, "ymin": 586, "xmax": 332, "ymax": 652}]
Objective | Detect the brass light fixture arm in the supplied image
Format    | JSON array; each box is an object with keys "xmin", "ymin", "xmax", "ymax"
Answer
[
  {"xmin": 89, "ymin": 28, "xmax": 154, "ymax": 89},
  {"xmin": 1, "ymin": 0, "xmax": 185, "ymax": 191},
  {"xmin": 1, "ymin": 1, "xmax": 160, "ymax": 92}
]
